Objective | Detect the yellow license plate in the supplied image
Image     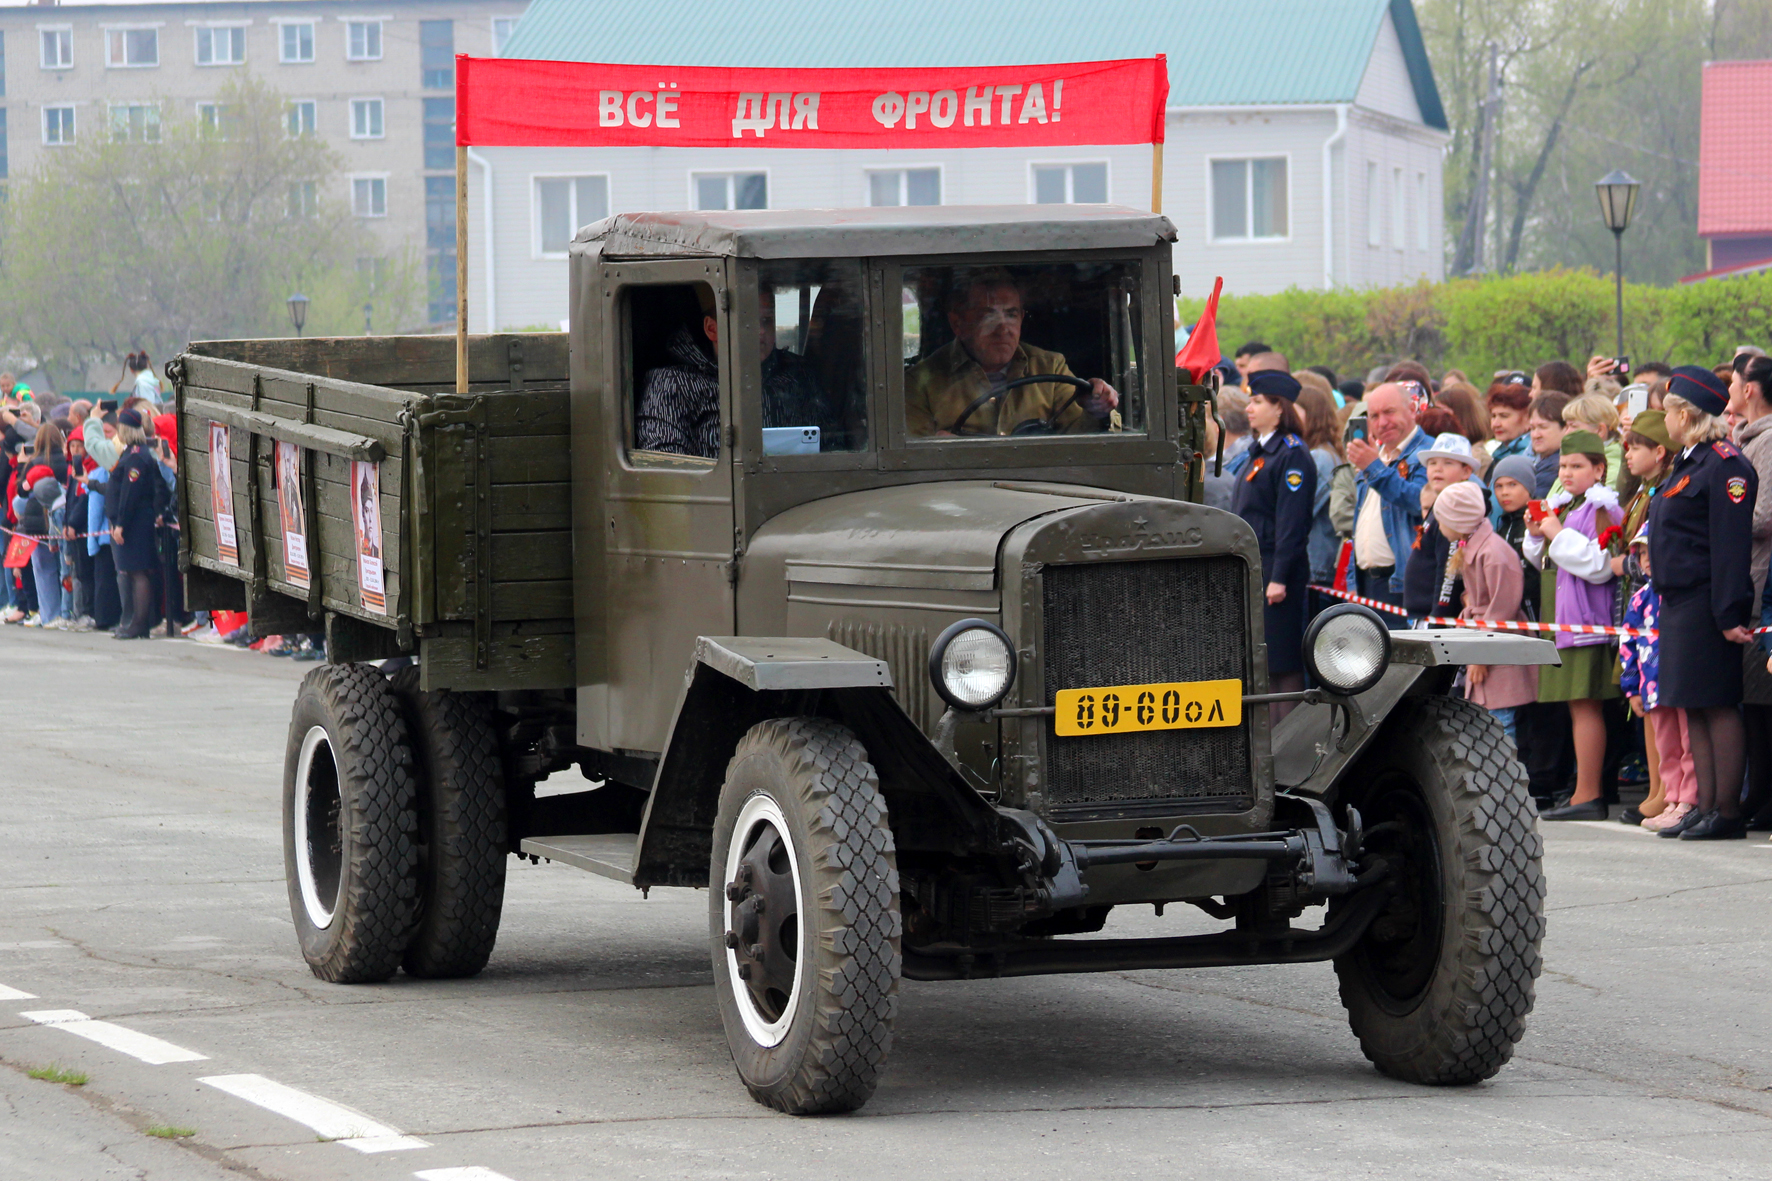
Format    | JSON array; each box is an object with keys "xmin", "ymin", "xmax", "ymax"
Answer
[{"xmin": 1053, "ymin": 679, "xmax": 1242, "ymax": 736}]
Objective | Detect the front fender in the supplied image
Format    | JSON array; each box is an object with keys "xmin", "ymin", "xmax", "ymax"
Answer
[{"xmin": 1272, "ymin": 629, "xmax": 1558, "ymax": 801}]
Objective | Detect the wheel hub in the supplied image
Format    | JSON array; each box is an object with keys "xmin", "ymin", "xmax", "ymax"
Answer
[
  {"xmin": 723, "ymin": 795, "xmax": 804, "ymax": 1047},
  {"xmin": 294, "ymin": 726, "xmax": 344, "ymax": 929}
]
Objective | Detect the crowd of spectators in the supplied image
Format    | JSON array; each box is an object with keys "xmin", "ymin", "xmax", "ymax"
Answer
[
  {"xmin": 1204, "ymin": 341, "xmax": 1772, "ymax": 839},
  {"xmin": 0, "ymin": 361, "xmax": 321, "ymax": 661}
]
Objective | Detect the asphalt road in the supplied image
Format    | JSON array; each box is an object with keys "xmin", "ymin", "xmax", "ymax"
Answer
[{"xmin": 3, "ymin": 627, "xmax": 1772, "ymax": 1181}]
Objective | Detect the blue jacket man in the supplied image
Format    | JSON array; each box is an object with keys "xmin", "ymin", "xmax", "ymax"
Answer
[{"xmin": 1346, "ymin": 383, "xmax": 1431, "ymax": 600}]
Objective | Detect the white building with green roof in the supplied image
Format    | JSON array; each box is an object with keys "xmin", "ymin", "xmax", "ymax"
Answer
[{"xmin": 466, "ymin": 0, "xmax": 1448, "ymax": 330}]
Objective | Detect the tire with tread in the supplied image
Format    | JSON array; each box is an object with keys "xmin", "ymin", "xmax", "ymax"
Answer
[
  {"xmin": 709, "ymin": 717, "xmax": 900, "ymax": 1115},
  {"xmin": 389, "ymin": 667, "xmax": 507, "ymax": 979},
  {"xmin": 1334, "ymin": 695, "xmax": 1545, "ymax": 1084},
  {"xmin": 282, "ymin": 663, "xmax": 419, "ymax": 984}
]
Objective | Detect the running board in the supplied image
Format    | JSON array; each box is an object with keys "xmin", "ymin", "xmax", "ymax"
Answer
[{"xmin": 519, "ymin": 834, "xmax": 637, "ymax": 884}]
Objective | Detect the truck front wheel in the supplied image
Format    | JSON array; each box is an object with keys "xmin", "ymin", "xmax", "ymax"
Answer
[
  {"xmin": 709, "ymin": 717, "xmax": 901, "ymax": 1114},
  {"xmin": 1333, "ymin": 696, "xmax": 1545, "ymax": 1084},
  {"xmin": 283, "ymin": 664, "xmax": 419, "ymax": 983}
]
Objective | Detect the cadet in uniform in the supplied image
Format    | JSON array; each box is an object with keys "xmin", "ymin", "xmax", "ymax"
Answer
[
  {"xmin": 1648, "ymin": 365, "xmax": 1758, "ymax": 839},
  {"xmin": 105, "ymin": 409, "xmax": 171, "ymax": 640},
  {"xmin": 1233, "ymin": 370, "xmax": 1317, "ymax": 713}
]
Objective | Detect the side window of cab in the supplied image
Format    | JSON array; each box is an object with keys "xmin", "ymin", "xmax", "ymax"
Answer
[{"xmin": 626, "ymin": 281, "xmax": 721, "ymax": 465}]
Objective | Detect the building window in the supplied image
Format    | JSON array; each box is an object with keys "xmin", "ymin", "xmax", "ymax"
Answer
[
  {"xmin": 43, "ymin": 105, "xmax": 74, "ymax": 146},
  {"xmin": 1391, "ymin": 167, "xmax": 1405, "ymax": 250},
  {"xmin": 423, "ymin": 98, "xmax": 453, "ymax": 170},
  {"xmin": 1032, "ymin": 162, "xmax": 1108, "ymax": 204},
  {"xmin": 345, "ymin": 20, "xmax": 382, "ymax": 61},
  {"xmin": 1365, "ymin": 162, "xmax": 1381, "ymax": 247},
  {"xmin": 106, "ymin": 28, "xmax": 159, "ymax": 69},
  {"xmin": 196, "ymin": 103, "xmax": 234, "ymax": 135},
  {"xmin": 110, "ymin": 103, "xmax": 161, "ymax": 143},
  {"xmin": 868, "ymin": 168, "xmax": 939, "ymax": 207},
  {"xmin": 1209, "ymin": 158, "xmax": 1288, "ymax": 241},
  {"xmin": 426, "ymin": 176, "xmax": 457, "ymax": 323},
  {"xmin": 535, "ymin": 175, "xmax": 609, "ymax": 255},
  {"xmin": 287, "ymin": 181, "xmax": 316, "ymax": 219},
  {"xmin": 420, "ymin": 20, "xmax": 453, "ymax": 90},
  {"xmin": 352, "ymin": 176, "xmax": 387, "ymax": 217},
  {"xmin": 694, "ymin": 172, "xmax": 765, "ymax": 210},
  {"xmin": 280, "ymin": 22, "xmax": 314, "ymax": 63},
  {"xmin": 350, "ymin": 98, "xmax": 384, "ymax": 140},
  {"xmin": 1416, "ymin": 172, "xmax": 1430, "ymax": 251},
  {"xmin": 0, "ymin": 110, "xmax": 9, "ymax": 180},
  {"xmin": 287, "ymin": 100, "xmax": 316, "ymax": 138},
  {"xmin": 41, "ymin": 28, "xmax": 72, "ymax": 70},
  {"xmin": 491, "ymin": 17, "xmax": 519, "ymax": 54},
  {"xmin": 195, "ymin": 26, "xmax": 245, "ymax": 66}
]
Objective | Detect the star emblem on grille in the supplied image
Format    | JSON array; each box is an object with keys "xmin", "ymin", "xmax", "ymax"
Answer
[{"xmin": 1132, "ymin": 516, "xmax": 1148, "ymax": 529}]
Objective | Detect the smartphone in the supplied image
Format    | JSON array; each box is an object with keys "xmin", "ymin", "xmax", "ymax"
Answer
[
  {"xmin": 97, "ymin": 399, "xmax": 118, "ymax": 413},
  {"xmin": 1621, "ymin": 383, "xmax": 1650, "ymax": 417},
  {"xmin": 1347, "ymin": 418, "xmax": 1368, "ymax": 443},
  {"xmin": 1609, "ymin": 356, "xmax": 1631, "ymax": 377}
]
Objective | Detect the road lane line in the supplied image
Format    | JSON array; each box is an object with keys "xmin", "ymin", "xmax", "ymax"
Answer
[
  {"xmin": 0, "ymin": 984, "xmax": 37, "ymax": 1000},
  {"xmin": 19, "ymin": 1010, "xmax": 207, "ymax": 1064},
  {"xmin": 0, "ymin": 940, "xmax": 72, "ymax": 950},
  {"xmin": 416, "ymin": 1170, "xmax": 518, "ymax": 1181},
  {"xmin": 200, "ymin": 1074, "xmax": 429, "ymax": 1153}
]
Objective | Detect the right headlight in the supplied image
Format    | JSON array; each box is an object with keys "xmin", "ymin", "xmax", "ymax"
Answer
[
  {"xmin": 928, "ymin": 618, "xmax": 1017, "ymax": 712},
  {"xmin": 1303, "ymin": 604, "xmax": 1391, "ymax": 697}
]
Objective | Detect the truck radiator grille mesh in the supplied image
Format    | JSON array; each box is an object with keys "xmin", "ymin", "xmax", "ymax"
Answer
[
  {"xmin": 827, "ymin": 620, "xmax": 936, "ymax": 735},
  {"xmin": 1041, "ymin": 557, "xmax": 1253, "ymax": 817}
]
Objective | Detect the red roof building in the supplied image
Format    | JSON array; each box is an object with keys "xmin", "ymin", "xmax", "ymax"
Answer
[{"xmin": 1695, "ymin": 60, "xmax": 1772, "ymax": 280}]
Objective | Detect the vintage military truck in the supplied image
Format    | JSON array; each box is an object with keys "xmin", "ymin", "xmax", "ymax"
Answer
[{"xmin": 172, "ymin": 206, "xmax": 1553, "ymax": 1115}]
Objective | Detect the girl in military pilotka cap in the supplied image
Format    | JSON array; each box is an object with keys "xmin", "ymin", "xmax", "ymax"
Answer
[
  {"xmin": 1646, "ymin": 365, "xmax": 1758, "ymax": 840},
  {"xmin": 1524, "ymin": 429, "xmax": 1623, "ymax": 821},
  {"xmin": 1610, "ymin": 409, "xmax": 1676, "ymax": 825}
]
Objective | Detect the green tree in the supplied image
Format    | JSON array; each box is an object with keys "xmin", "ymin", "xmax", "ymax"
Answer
[{"xmin": 0, "ymin": 74, "xmax": 420, "ymax": 386}]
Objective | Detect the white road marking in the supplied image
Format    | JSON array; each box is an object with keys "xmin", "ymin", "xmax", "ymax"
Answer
[
  {"xmin": 0, "ymin": 984, "xmax": 37, "ymax": 1000},
  {"xmin": 201, "ymin": 1074, "xmax": 429, "ymax": 1153},
  {"xmin": 0, "ymin": 940, "xmax": 72, "ymax": 950},
  {"xmin": 416, "ymin": 1170, "xmax": 518, "ymax": 1181},
  {"xmin": 19, "ymin": 1010, "xmax": 207, "ymax": 1065}
]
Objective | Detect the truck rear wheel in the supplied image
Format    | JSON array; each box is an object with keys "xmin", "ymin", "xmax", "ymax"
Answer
[
  {"xmin": 389, "ymin": 668, "xmax": 507, "ymax": 979},
  {"xmin": 1333, "ymin": 696, "xmax": 1545, "ymax": 1084},
  {"xmin": 709, "ymin": 717, "xmax": 900, "ymax": 1114},
  {"xmin": 283, "ymin": 664, "xmax": 419, "ymax": 984}
]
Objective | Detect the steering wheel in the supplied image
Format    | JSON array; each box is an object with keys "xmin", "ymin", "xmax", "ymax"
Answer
[{"xmin": 946, "ymin": 373, "xmax": 1095, "ymax": 436}]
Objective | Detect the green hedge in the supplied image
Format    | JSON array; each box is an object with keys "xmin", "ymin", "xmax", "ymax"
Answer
[{"xmin": 1177, "ymin": 268, "xmax": 1772, "ymax": 384}]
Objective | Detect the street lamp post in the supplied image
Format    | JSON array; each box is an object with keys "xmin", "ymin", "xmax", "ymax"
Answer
[
  {"xmin": 286, "ymin": 293, "xmax": 310, "ymax": 338},
  {"xmin": 1594, "ymin": 170, "xmax": 1641, "ymax": 360}
]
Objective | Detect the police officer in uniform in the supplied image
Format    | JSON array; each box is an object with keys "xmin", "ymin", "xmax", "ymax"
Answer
[
  {"xmin": 1648, "ymin": 365, "xmax": 1758, "ymax": 839},
  {"xmin": 106, "ymin": 409, "xmax": 171, "ymax": 640},
  {"xmin": 1233, "ymin": 370, "xmax": 1317, "ymax": 716}
]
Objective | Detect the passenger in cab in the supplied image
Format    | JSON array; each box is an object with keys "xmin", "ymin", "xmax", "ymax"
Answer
[{"xmin": 906, "ymin": 269, "xmax": 1119, "ymax": 437}]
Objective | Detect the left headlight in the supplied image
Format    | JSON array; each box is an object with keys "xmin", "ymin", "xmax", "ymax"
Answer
[
  {"xmin": 1303, "ymin": 603, "xmax": 1391, "ymax": 697},
  {"xmin": 929, "ymin": 618, "xmax": 1017, "ymax": 712}
]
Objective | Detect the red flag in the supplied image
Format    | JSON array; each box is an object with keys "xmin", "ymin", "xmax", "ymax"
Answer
[{"xmin": 1175, "ymin": 276, "xmax": 1223, "ymax": 383}]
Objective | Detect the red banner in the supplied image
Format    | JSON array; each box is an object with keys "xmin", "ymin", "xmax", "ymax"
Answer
[{"xmin": 457, "ymin": 56, "xmax": 1167, "ymax": 149}]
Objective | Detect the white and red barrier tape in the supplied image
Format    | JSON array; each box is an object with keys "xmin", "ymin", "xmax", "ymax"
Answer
[
  {"xmin": 3, "ymin": 522, "xmax": 176, "ymax": 543},
  {"xmin": 1308, "ymin": 584, "xmax": 1772, "ymax": 639}
]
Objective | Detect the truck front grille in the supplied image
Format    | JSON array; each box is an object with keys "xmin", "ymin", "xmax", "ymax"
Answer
[{"xmin": 1041, "ymin": 556, "xmax": 1253, "ymax": 818}]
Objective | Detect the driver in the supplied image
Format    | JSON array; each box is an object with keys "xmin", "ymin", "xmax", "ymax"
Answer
[{"xmin": 906, "ymin": 270, "xmax": 1120, "ymax": 437}]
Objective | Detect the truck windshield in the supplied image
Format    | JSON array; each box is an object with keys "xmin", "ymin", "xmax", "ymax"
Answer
[
  {"xmin": 902, "ymin": 261, "xmax": 1146, "ymax": 440},
  {"xmin": 758, "ymin": 260, "xmax": 869, "ymax": 454}
]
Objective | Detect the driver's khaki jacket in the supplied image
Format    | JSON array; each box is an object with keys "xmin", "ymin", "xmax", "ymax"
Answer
[{"xmin": 905, "ymin": 340, "xmax": 1093, "ymax": 436}]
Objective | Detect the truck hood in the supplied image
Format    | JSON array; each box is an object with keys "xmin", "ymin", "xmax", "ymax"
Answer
[{"xmin": 737, "ymin": 481, "xmax": 1154, "ymax": 633}]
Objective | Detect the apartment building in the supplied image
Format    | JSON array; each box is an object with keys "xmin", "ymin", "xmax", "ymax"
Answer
[{"xmin": 0, "ymin": 0, "xmax": 526, "ymax": 326}]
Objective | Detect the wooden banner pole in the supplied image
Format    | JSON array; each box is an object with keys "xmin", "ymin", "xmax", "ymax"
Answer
[
  {"xmin": 1151, "ymin": 141, "xmax": 1163, "ymax": 214},
  {"xmin": 456, "ymin": 144, "xmax": 469, "ymax": 394}
]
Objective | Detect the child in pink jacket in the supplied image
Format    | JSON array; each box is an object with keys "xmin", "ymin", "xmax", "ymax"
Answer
[{"xmin": 1434, "ymin": 481, "xmax": 1537, "ymax": 746}]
